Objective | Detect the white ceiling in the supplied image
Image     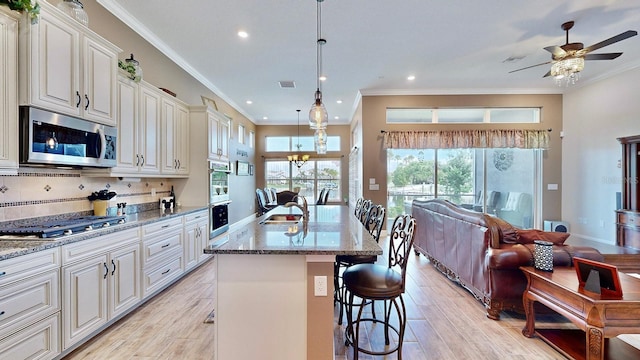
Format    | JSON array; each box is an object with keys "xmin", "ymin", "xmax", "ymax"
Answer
[{"xmin": 98, "ymin": 0, "xmax": 640, "ymax": 125}]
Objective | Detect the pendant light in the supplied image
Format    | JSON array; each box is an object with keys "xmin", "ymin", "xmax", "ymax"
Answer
[
  {"xmin": 288, "ymin": 110, "xmax": 310, "ymax": 168},
  {"xmin": 309, "ymin": 0, "xmax": 328, "ymax": 130}
]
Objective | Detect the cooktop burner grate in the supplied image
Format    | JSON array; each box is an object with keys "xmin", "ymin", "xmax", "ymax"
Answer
[{"xmin": 0, "ymin": 216, "xmax": 127, "ymax": 238}]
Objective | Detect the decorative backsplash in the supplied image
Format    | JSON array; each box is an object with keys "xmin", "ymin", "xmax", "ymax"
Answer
[{"xmin": 0, "ymin": 168, "xmax": 175, "ymax": 222}]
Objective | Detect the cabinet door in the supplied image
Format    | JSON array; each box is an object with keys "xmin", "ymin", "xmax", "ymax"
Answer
[
  {"xmin": 176, "ymin": 103, "xmax": 190, "ymax": 174},
  {"xmin": 109, "ymin": 242, "xmax": 141, "ymax": 320},
  {"xmin": 161, "ymin": 98, "xmax": 177, "ymax": 174},
  {"xmin": 114, "ymin": 75, "xmax": 138, "ymax": 172},
  {"xmin": 184, "ymin": 222, "xmax": 199, "ymax": 271},
  {"xmin": 197, "ymin": 220, "xmax": 212, "ymax": 263},
  {"xmin": 208, "ymin": 112, "xmax": 220, "ymax": 159},
  {"xmin": 62, "ymin": 254, "xmax": 108, "ymax": 349},
  {"xmin": 138, "ymin": 84, "xmax": 161, "ymax": 174},
  {"xmin": 82, "ymin": 36, "xmax": 116, "ymax": 125},
  {"xmin": 0, "ymin": 10, "xmax": 18, "ymax": 172},
  {"xmin": 30, "ymin": 11, "xmax": 81, "ymax": 117},
  {"xmin": 219, "ymin": 118, "xmax": 230, "ymax": 160}
]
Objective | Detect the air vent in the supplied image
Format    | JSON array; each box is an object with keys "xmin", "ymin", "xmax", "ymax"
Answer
[{"xmin": 279, "ymin": 80, "xmax": 296, "ymax": 88}]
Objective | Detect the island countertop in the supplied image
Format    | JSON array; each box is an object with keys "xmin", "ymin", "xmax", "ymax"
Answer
[{"xmin": 204, "ymin": 204, "xmax": 383, "ymax": 256}]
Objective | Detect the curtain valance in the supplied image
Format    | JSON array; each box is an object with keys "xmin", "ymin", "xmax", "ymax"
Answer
[{"xmin": 382, "ymin": 129, "xmax": 549, "ymax": 149}]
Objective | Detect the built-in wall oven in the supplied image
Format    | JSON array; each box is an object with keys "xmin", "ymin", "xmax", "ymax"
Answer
[{"xmin": 210, "ymin": 161, "xmax": 231, "ymax": 237}]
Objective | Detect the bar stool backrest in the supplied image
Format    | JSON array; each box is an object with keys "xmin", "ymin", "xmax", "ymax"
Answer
[
  {"xmin": 365, "ymin": 205, "xmax": 386, "ymax": 243},
  {"xmin": 359, "ymin": 200, "xmax": 373, "ymax": 224},
  {"xmin": 316, "ymin": 188, "xmax": 327, "ymax": 205},
  {"xmin": 388, "ymin": 214, "xmax": 416, "ymax": 292},
  {"xmin": 354, "ymin": 198, "xmax": 364, "ymax": 217}
]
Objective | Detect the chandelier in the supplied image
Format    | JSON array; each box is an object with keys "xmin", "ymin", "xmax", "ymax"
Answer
[
  {"xmin": 309, "ymin": 0, "xmax": 328, "ymax": 131},
  {"xmin": 550, "ymin": 57, "xmax": 584, "ymax": 86},
  {"xmin": 288, "ymin": 110, "xmax": 310, "ymax": 168}
]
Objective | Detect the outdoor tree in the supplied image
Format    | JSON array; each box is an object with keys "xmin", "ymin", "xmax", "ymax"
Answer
[{"xmin": 438, "ymin": 150, "xmax": 472, "ymax": 202}]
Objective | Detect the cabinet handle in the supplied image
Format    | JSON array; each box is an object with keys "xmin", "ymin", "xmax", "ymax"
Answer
[
  {"xmin": 161, "ymin": 269, "xmax": 170, "ymax": 275},
  {"xmin": 0, "ymin": 271, "xmax": 6, "ymax": 277},
  {"xmin": 174, "ymin": 159, "xmax": 178, "ymax": 169},
  {"xmin": 161, "ymin": 243, "xmax": 170, "ymax": 248},
  {"xmin": 84, "ymin": 94, "xmax": 90, "ymax": 111},
  {"xmin": 111, "ymin": 259, "xmax": 116, "ymax": 276},
  {"xmin": 178, "ymin": 160, "xmax": 181, "ymax": 169},
  {"xmin": 103, "ymin": 263, "xmax": 109, "ymax": 279},
  {"xmin": 0, "ymin": 311, "xmax": 4, "ymax": 316},
  {"xmin": 136, "ymin": 154, "xmax": 140, "ymax": 166},
  {"xmin": 76, "ymin": 91, "xmax": 81, "ymax": 108},
  {"xmin": 141, "ymin": 155, "xmax": 145, "ymax": 166},
  {"xmin": 161, "ymin": 224, "xmax": 170, "ymax": 229}
]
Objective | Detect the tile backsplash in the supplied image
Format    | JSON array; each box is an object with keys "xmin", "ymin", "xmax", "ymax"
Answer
[{"xmin": 0, "ymin": 167, "xmax": 174, "ymax": 221}]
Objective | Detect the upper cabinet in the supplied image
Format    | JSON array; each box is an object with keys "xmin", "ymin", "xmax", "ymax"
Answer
[
  {"xmin": 208, "ymin": 110, "xmax": 230, "ymax": 161},
  {"xmin": 18, "ymin": 1, "xmax": 121, "ymax": 126},
  {"xmin": 0, "ymin": 8, "xmax": 19, "ymax": 174},
  {"xmin": 161, "ymin": 97, "xmax": 189, "ymax": 176}
]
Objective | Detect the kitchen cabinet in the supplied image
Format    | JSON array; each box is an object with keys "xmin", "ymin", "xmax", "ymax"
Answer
[
  {"xmin": 161, "ymin": 97, "xmax": 190, "ymax": 176},
  {"xmin": 136, "ymin": 82, "xmax": 162, "ymax": 174},
  {"xmin": 141, "ymin": 217, "xmax": 184, "ymax": 299},
  {"xmin": 0, "ymin": 248, "xmax": 61, "ymax": 360},
  {"xmin": 208, "ymin": 109, "xmax": 230, "ymax": 161},
  {"xmin": 18, "ymin": 1, "xmax": 120, "ymax": 126},
  {"xmin": 184, "ymin": 210, "xmax": 210, "ymax": 271},
  {"xmin": 61, "ymin": 228, "xmax": 141, "ymax": 349},
  {"xmin": 0, "ymin": 8, "xmax": 18, "ymax": 174}
]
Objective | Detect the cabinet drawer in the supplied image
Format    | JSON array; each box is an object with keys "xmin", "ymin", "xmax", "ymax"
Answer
[
  {"xmin": 0, "ymin": 248, "xmax": 59, "ymax": 287},
  {"xmin": 142, "ymin": 251, "xmax": 183, "ymax": 298},
  {"xmin": 0, "ymin": 269, "xmax": 60, "ymax": 339},
  {"xmin": 142, "ymin": 229, "xmax": 183, "ymax": 267},
  {"xmin": 62, "ymin": 228, "xmax": 140, "ymax": 264},
  {"xmin": 184, "ymin": 210, "xmax": 208, "ymax": 224},
  {"xmin": 0, "ymin": 313, "xmax": 60, "ymax": 360},
  {"xmin": 141, "ymin": 217, "xmax": 183, "ymax": 237}
]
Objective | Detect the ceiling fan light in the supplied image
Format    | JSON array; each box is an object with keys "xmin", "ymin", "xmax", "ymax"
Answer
[{"xmin": 551, "ymin": 57, "xmax": 584, "ymax": 86}]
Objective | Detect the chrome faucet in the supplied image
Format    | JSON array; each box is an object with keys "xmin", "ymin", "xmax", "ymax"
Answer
[{"xmin": 284, "ymin": 195, "xmax": 309, "ymax": 224}]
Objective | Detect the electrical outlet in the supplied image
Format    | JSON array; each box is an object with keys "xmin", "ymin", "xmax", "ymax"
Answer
[{"xmin": 314, "ymin": 276, "xmax": 327, "ymax": 296}]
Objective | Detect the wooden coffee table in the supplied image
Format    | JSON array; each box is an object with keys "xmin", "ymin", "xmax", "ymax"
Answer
[{"xmin": 521, "ymin": 266, "xmax": 640, "ymax": 360}]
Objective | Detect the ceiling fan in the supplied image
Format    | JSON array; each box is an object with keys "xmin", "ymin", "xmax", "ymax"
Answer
[{"xmin": 509, "ymin": 21, "xmax": 638, "ymax": 84}]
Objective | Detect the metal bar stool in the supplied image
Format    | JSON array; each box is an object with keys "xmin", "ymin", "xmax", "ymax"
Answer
[{"xmin": 343, "ymin": 214, "xmax": 416, "ymax": 359}]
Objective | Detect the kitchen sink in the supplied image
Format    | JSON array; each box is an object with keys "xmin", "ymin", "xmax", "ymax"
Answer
[{"xmin": 260, "ymin": 214, "xmax": 303, "ymax": 224}]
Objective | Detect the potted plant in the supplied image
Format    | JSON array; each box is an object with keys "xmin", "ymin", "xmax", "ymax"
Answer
[{"xmin": 0, "ymin": 0, "xmax": 40, "ymax": 22}]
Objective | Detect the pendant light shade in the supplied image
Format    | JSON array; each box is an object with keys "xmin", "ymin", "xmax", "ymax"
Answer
[
  {"xmin": 314, "ymin": 128, "xmax": 327, "ymax": 154},
  {"xmin": 309, "ymin": 89, "xmax": 328, "ymax": 129}
]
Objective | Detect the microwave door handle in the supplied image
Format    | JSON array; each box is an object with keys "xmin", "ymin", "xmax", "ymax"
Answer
[{"xmin": 96, "ymin": 128, "xmax": 107, "ymax": 162}]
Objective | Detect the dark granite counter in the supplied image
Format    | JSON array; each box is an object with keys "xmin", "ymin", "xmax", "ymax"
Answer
[
  {"xmin": 205, "ymin": 204, "xmax": 383, "ymax": 256},
  {"xmin": 0, "ymin": 206, "xmax": 207, "ymax": 261}
]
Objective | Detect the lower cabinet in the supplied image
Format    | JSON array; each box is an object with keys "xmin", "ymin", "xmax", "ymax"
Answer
[
  {"xmin": 0, "ymin": 313, "xmax": 60, "ymax": 360},
  {"xmin": 184, "ymin": 210, "xmax": 210, "ymax": 271},
  {"xmin": 61, "ymin": 228, "xmax": 141, "ymax": 350},
  {"xmin": 141, "ymin": 217, "xmax": 184, "ymax": 299}
]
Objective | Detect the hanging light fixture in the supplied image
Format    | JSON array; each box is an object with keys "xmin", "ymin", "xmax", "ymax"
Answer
[
  {"xmin": 550, "ymin": 57, "xmax": 584, "ymax": 86},
  {"xmin": 309, "ymin": 0, "xmax": 328, "ymax": 131},
  {"xmin": 288, "ymin": 110, "xmax": 310, "ymax": 168},
  {"xmin": 314, "ymin": 128, "xmax": 327, "ymax": 154}
]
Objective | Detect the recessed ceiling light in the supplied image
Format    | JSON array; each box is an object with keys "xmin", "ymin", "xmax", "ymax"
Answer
[
  {"xmin": 263, "ymin": 116, "xmax": 268, "ymax": 120},
  {"xmin": 238, "ymin": 31, "xmax": 249, "ymax": 38},
  {"xmin": 334, "ymin": 116, "xmax": 339, "ymax": 120},
  {"xmin": 319, "ymin": 75, "xmax": 327, "ymax": 81},
  {"xmin": 246, "ymin": 100, "xmax": 252, "ymax": 104},
  {"xmin": 336, "ymin": 100, "xmax": 342, "ymax": 104},
  {"xmin": 407, "ymin": 75, "xmax": 416, "ymax": 81}
]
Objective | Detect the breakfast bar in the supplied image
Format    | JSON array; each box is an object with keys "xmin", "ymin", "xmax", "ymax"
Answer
[{"xmin": 204, "ymin": 204, "xmax": 382, "ymax": 360}]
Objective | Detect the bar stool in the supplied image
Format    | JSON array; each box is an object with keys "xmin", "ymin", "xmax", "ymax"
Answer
[{"xmin": 343, "ymin": 214, "xmax": 416, "ymax": 359}]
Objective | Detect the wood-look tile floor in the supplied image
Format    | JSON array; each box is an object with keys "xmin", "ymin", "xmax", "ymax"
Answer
[{"xmin": 65, "ymin": 238, "xmax": 618, "ymax": 360}]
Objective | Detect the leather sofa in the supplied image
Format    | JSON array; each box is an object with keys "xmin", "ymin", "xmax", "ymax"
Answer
[{"xmin": 411, "ymin": 199, "xmax": 604, "ymax": 320}]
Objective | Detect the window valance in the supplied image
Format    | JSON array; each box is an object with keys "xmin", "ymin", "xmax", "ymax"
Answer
[{"xmin": 382, "ymin": 129, "xmax": 549, "ymax": 149}]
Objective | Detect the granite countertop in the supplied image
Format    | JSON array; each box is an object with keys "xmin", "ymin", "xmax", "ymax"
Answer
[
  {"xmin": 205, "ymin": 205, "xmax": 383, "ymax": 256},
  {"xmin": 0, "ymin": 206, "xmax": 208, "ymax": 261}
]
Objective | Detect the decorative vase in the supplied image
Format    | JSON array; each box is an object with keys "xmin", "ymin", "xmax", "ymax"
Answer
[
  {"xmin": 533, "ymin": 240, "xmax": 554, "ymax": 272},
  {"xmin": 57, "ymin": 0, "xmax": 88, "ymax": 27}
]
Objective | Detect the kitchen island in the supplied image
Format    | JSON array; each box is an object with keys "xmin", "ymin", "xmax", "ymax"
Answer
[{"xmin": 204, "ymin": 204, "xmax": 382, "ymax": 360}]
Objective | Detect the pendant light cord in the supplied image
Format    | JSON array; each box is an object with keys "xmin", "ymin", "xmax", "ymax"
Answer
[{"xmin": 316, "ymin": 0, "xmax": 322, "ymax": 92}]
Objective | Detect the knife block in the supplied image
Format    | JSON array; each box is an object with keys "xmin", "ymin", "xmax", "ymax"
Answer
[{"xmin": 93, "ymin": 200, "xmax": 109, "ymax": 216}]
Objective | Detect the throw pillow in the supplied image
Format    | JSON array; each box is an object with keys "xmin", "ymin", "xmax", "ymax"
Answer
[
  {"xmin": 516, "ymin": 229, "xmax": 570, "ymax": 245},
  {"xmin": 490, "ymin": 216, "xmax": 518, "ymax": 244}
]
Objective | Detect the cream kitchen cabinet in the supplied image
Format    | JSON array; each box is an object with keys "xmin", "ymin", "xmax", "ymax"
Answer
[
  {"xmin": 61, "ymin": 228, "xmax": 141, "ymax": 349},
  {"xmin": 141, "ymin": 217, "xmax": 184, "ymax": 299},
  {"xmin": 161, "ymin": 97, "xmax": 190, "ymax": 176},
  {"xmin": 208, "ymin": 109, "xmax": 230, "ymax": 161},
  {"xmin": 0, "ymin": 248, "xmax": 61, "ymax": 360},
  {"xmin": 0, "ymin": 8, "xmax": 18, "ymax": 174},
  {"xmin": 184, "ymin": 210, "xmax": 210, "ymax": 271},
  {"xmin": 19, "ymin": 1, "xmax": 120, "ymax": 126}
]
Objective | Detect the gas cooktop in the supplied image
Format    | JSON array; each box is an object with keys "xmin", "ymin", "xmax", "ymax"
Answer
[{"xmin": 0, "ymin": 216, "xmax": 127, "ymax": 239}]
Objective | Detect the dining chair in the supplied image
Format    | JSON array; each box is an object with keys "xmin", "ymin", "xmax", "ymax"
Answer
[{"xmin": 343, "ymin": 214, "xmax": 416, "ymax": 359}]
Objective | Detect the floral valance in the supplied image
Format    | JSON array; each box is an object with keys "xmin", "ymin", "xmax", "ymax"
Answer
[{"xmin": 382, "ymin": 129, "xmax": 550, "ymax": 149}]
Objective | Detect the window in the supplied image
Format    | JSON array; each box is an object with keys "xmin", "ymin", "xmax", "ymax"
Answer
[
  {"xmin": 265, "ymin": 159, "xmax": 342, "ymax": 203},
  {"xmin": 249, "ymin": 131, "xmax": 255, "ymax": 148},
  {"xmin": 386, "ymin": 107, "xmax": 540, "ymax": 124},
  {"xmin": 387, "ymin": 148, "xmax": 540, "ymax": 229},
  {"xmin": 265, "ymin": 136, "xmax": 341, "ymax": 152},
  {"xmin": 238, "ymin": 124, "xmax": 245, "ymax": 145}
]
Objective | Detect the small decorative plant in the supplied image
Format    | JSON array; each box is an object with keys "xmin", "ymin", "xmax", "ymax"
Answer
[
  {"xmin": 118, "ymin": 54, "xmax": 142, "ymax": 82},
  {"xmin": 1, "ymin": 0, "xmax": 40, "ymax": 22}
]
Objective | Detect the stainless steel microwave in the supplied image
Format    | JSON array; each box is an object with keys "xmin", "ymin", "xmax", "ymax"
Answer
[{"xmin": 19, "ymin": 107, "xmax": 117, "ymax": 168}]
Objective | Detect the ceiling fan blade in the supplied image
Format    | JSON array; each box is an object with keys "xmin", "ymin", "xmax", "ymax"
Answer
[
  {"xmin": 582, "ymin": 30, "xmax": 638, "ymax": 54},
  {"xmin": 584, "ymin": 52, "xmax": 622, "ymax": 60},
  {"xmin": 543, "ymin": 70, "xmax": 552, "ymax": 78},
  {"xmin": 544, "ymin": 45, "xmax": 567, "ymax": 59},
  {"xmin": 508, "ymin": 61, "xmax": 552, "ymax": 74}
]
